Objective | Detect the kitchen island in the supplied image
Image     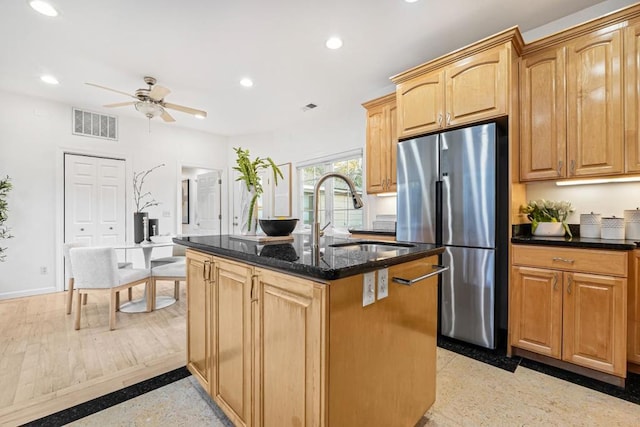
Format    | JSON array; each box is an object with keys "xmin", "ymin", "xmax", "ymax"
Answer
[{"xmin": 174, "ymin": 234, "xmax": 444, "ymax": 427}]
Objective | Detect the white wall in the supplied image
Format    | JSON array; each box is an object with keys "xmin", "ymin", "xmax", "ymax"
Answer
[
  {"xmin": 0, "ymin": 90, "xmax": 228, "ymax": 298},
  {"xmin": 525, "ymin": 181, "xmax": 640, "ymax": 225}
]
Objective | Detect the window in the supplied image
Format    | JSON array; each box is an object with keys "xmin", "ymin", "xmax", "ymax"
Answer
[{"xmin": 298, "ymin": 151, "xmax": 364, "ymax": 230}]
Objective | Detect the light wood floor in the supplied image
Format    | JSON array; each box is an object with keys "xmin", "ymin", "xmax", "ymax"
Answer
[{"xmin": 0, "ymin": 282, "xmax": 186, "ymax": 426}]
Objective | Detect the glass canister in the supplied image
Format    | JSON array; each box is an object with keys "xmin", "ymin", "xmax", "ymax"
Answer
[{"xmin": 579, "ymin": 212, "xmax": 601, "ymax": 238}]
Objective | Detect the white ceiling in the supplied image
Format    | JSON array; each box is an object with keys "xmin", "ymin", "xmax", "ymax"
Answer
[{"xmin": 0, "ymin": 0, "xmax": 611, "ymax": 136}]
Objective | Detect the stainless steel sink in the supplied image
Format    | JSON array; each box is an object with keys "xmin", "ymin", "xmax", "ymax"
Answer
[{"xmin": 329, "ymin": 241, "xmax": 416, "ymax": 252}]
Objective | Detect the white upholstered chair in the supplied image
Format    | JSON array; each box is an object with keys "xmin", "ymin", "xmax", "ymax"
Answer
[
  {"xmin": 69, "ymin": 247, "xmax": 151, "ymax": 330},
  {"xmin": 63, "ymin": 242, "xmax": 132, "ymax": 315},
  {"xmin": 150, "ymin": 260, "xmax": 186, "ymax": 309},
  {"xmin": 150, "ymin": 244, "xmax": 186, "ymax": 268}
]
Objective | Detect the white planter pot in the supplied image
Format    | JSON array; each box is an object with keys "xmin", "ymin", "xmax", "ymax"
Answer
[{"xmin": 533, "ymin": 222, "xmax": 565, "ymax": 237}]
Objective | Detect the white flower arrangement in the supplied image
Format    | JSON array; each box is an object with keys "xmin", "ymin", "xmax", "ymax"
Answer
[{"xmin": 520, "ymin": 199, "xmax": 574, "ymax": 237}]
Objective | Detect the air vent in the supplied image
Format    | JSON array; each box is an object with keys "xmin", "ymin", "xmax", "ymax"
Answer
[
  {"xmin": 72, "ymin": 108, "xmax": 118, "ymax": 140},
  {"xmin": 302, "ymin": 103, "xmax": 317, "ymax": 112}
]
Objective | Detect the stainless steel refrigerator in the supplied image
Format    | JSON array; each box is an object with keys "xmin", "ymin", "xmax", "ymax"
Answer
[{"xmin": 396, "ymin": 123, "xmax": 508, "ymax": 349}]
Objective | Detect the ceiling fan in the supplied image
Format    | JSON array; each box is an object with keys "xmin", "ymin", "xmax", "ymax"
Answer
[{"xmin": 85, "ymin": 76, "xmax": 207, "ymax": 122}]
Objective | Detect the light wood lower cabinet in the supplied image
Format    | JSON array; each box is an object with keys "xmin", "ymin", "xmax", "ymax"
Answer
[
  {"xmin": 510, "ymin": 245, "xmax": 628, "ymax": 378},
  {"xmin": 186, "ymin": 250, "xmax": 213, "ymax": 391},
  {"xmin": 186, "ymin": 249, "xmax": 439, "ymax": 426}
]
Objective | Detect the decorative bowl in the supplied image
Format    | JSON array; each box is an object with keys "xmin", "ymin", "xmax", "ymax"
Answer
[{"xmin": 259, "ymin": 218, "xmax": 298, "ymax": 236}]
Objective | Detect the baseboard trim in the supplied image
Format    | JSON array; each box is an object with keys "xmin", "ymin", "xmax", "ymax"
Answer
[{"xmin": 0, "ymin": 286, "xmax": 57, "ymax": 300}]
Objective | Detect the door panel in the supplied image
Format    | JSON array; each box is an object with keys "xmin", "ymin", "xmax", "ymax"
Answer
[
  {"xmin": 441, "ymin": 124, "xmax": 495, "ymax": 248},
  {"xmin": 196, "ymin": 171, "xmax": 221, "ymax": 235},
  {"xmin": 441, "ymin": 246, "xmax": 496, "ymax": 348},
  {"xmin": 396, "ymin": 135, "xmax": 439, "ymax": 243}
]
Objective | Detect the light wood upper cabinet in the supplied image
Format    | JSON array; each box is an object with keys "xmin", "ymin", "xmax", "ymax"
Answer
[
  {"xmin": 566, "ymin": 29, "xmax": 624, "ymax": 177},
  {"xmin": 363, "ymin": 93, "xmax": 397, "ymax": 194},
  {"xmin": 396, "ymin": 70, "xmax": 444, "ymax": 138},
  {"xmin": 253, "ymin": 268, "xmax": 326, "ymax": 427},
  {"xmin": 519, "ymin": 47, "xmax": 567, "ymax": 180},
  {"xmin": 186, "ymin": 249, "xmax": 213, "ymax": 392},
  {"xmin": 212, "ymin": 258, "xmax": 253, "ymax": 427},
  {"xmin": 626, "ymin": 21, "xmax": 640, "ymax": 173},
  {"xmin": 396, "ymin": 46, "xmax": 509, "ymax": 140},
  {"xmin": 445, "ymin": 46, "xmax": 508, "ymax": 127},
  {"xmin": 511, "ymin": 245, "xmax": 628, "ymax": 378}
]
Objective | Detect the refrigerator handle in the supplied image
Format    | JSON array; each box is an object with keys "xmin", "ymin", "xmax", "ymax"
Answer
[{"xmin": 435, "ymin": 180, "xmax": 442, "ymax": 245}]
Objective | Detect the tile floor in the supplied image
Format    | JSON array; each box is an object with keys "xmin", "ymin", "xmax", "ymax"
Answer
[{"xmin": 37, "ymin": 346, "xmax": 640, "ymax": 427}]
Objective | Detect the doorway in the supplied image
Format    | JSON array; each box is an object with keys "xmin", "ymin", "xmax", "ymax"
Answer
[
  {"xmin": 64, "ymin": 153, "xmax": 127, "ymax": 288},
  {"xmin": 181, "ymin": 167, "xmax": 222, "ymax": 235}
]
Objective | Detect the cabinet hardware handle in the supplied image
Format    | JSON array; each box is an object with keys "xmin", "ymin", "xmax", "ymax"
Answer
[
  {"xmin": 570, "ymin": 159, "xmax": 575, "ymax": 175},
  {"xmin": 446, "ymin": 112, "xmax": 451, "ymax": 126},
  {"xmin": 80, "ymin": 228, "xmax": 84, "ymax": 231},
  {"xmin": 552, "ymin": 257, "xmax": 574, "ymax": 264},
  {"xmin": 393, "ymin": 265, "xmax": 449, "ymax": 286},
  {"xmin": 109, "ymin": 226, "xmax": 113, "ymax": 230},
  {"xmin": 438, "ymin": 113, "xmax": 443, "ymax": 128},
  {"xmin": 552, "ymin": 273, "xmax": 558, "ymax": 291},
  {"xmin": 251, "ymin": 274, "xmax": 259, "ymax": 302},
  {"xmin": 557, "ymin": 160, "xmax": 563, "ymax": 175},
  {"xmin": 203, "ymin": 260, "xmax": 211, "ymax": 281},
  {"xmin": 567, "ymin": 275, "xmax": 573, "ymax": 294}
]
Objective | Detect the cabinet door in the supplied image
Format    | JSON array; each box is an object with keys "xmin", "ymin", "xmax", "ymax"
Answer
[
  {"xmin": 562, "ymin": 272, "xmax": 626, "ymax": 376},
  {"xmin": 519, "ymin": 47, "xmax": 567, "ymax": 181},
  {"xmin": 626, "ymin": 21, "xmax": 640, "ymax": 173},
  {"xmin": 212, "ymin": 258, "xmax": 253, "ymax": 427},
  {"xmin": 253, "ymin": 268, "xmax": 326, "ymax": 427},
  {"xmin": 387, "ymin": 102, "xmax": 398, "ymax": 191},
  {"xmin": 396, "ymin": 70, "xmax": 444, "ymax": 139},
  {"xmin": 186, "ymin": 250, "xmax": 213, "ymax": 392},
  {"xmin": 629, "ymin": 251, "xmax": 640, "ymax": 364},
  {"xmin": 445, "ymin": 45, "xmax": 508, "ymax": 128},
  {"xmin": 510, "ymin": 266, "xmax": 562, "ymax": 359},
  {"xmin": 566, "ymin": 29, "xmax": 623, "ymax": 177},
  {"xmin": 365, "ymin": 104, "xmax": 387, "ymax": 194}
]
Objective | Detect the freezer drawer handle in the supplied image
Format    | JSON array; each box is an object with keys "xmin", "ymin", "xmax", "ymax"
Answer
[{"xmin": 392, "ymin": 265, "xmax": 449, "ymax": 286}]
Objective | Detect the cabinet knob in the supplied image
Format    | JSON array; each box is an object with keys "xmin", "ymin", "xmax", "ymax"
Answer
[
  {"xmin": 80, "ymin": 228, "xmax": 84, "ymax": 231},
  {"xmin": 109, "ymin": 227, "xmax": 113, "ymax": 230}
]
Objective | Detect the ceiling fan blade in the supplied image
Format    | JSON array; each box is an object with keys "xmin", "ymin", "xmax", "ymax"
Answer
[
  {"xmin": 104, "ymin": 101, "xmax": 136, "ymax": 108},
  {"xmin": 163, "ymin": 102, "xmax": 207, "ymax": 118},
  {"xmin": 161, "ymin": 110, "xmax": 176, "ymax": 122},
  {"xmin": 149, "ymin": 85, "xmax": 171, "ymax": 101},
  {"xmin": 85, "ymin": 82, "xmax": 138, "ymax": 99}
]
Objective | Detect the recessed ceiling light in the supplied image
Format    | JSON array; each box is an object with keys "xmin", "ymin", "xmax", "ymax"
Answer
[
  {"xmin": 194, "ymin": 114, "xmax": 206, "ymax": 120},
  {"xmin": 404, "ymin": 0, "xmax": 419, "ymax": 3},
  {"xmin": 28, "ymin": 0, "xmax": 59, "ymax": 17},
  {"xmin": 240, "ymin": 78, "xmax": 253, "ymax": 88},
  {"xmin": 325, "ymin": 37, "xmax": 343, "ymax": 50},
  {"xmin": 40, "ymin": 74, "xmax": 59, "ymax": 85}
]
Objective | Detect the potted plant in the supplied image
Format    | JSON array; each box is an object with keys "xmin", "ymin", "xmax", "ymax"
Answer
[
  {"xmin": 520, "ymin": 199, "xmax": 574, "ymax": 237},
  {"xmin": 233, "ymin": 147, "xmax": 283, "ymax": 234},
  {"xmin": 0, "ymin": 176, "xmax": 13, "ymax": 262},
  {"xmin": 133, "ymin": 163, "xmax": 164, "ymax": 243}
]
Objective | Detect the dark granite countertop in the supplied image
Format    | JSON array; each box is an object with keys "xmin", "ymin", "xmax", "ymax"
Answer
[
  {"xmin": 174, "ymin": 234, "xmax": 443, "ymax": 281},
  {"xmin": 348, "ymin": 229, "xmax": 396, "ymax": 237},
  {"xmin": 511, "ymin": 235, "xmax": 637, "ymax": 251}
]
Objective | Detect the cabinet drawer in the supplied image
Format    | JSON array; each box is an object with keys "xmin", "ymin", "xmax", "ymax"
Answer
[{"xmin": 512, "ymin": 245, "xmax": 628, "ymax": 277}]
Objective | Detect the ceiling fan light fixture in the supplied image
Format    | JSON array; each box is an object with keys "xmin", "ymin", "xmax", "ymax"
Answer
[
  {"xmin": 28, "ymin": 0, "xmax": 59, "ymax": 17},
  {"xmin": 135, "ymin": 101, "xmax": 164, "ymax": 118}
]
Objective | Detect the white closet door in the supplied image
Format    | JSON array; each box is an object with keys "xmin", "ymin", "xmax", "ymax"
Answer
[{"xmin": 64, "ymin": 154, "xmax": 126, "ymax": 247}]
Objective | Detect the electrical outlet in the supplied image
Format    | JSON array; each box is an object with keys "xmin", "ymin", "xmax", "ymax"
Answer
[
  {"xmin": 40, "ymin": 266, "xmax": 47, "ymax": 275},
  {"xmin": 363, "ymin": 271, "xmax": 376, "ymax": 306},
  {"xmin": 377, "ymin": 268, "xmax": 388, "ymax": 299}
]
